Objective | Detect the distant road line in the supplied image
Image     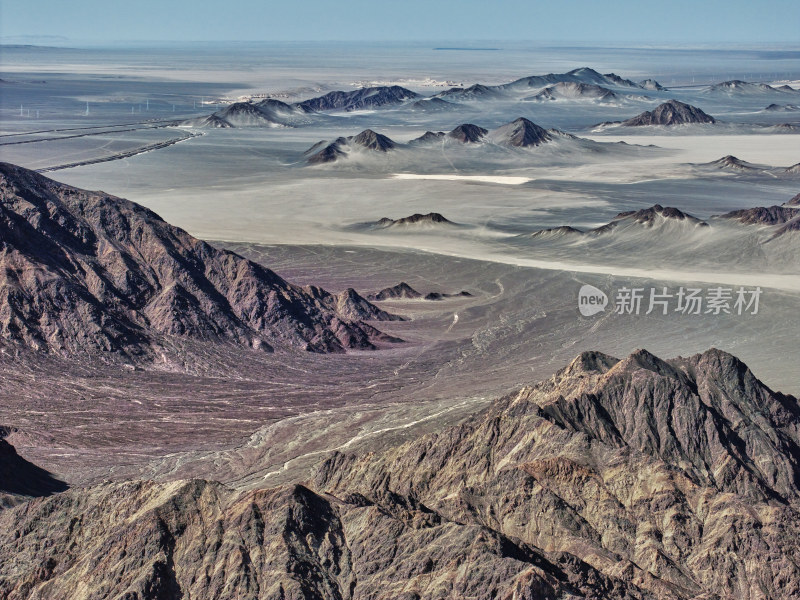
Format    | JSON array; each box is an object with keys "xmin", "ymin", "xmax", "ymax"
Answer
[
  {"xmin": 0, "ymin": 127, "xmax": 148, "ymax": 146},
  {"xmin": 35, "ymin": 130, "xmax": 202, "ymax": 172},
  {"xmin": 0, "ymin": 118, "xmax": 183, "ymax": 138}
]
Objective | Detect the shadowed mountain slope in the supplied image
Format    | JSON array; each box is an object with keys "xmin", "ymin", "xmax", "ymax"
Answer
[{"xmin": 0, "ymin": 163, "xmax": 399, "ymax": 359}]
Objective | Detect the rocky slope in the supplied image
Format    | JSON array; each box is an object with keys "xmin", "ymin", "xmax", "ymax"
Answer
[
  {"xmin": 707, "ymin": 80, "xmax": 800, "ymax": 96},
  {"xmin": 0, "ymin": 163, "xmax": 399, "ymax": 358},
  {"xmin": 366, "ymin": 282, "xmax": 423, "ymax": 300},
  {"xmin": 620, "ymin": 100, "xmax": 716, "ymax": 126},
  {"xmin": 527, "ymin": 82, "xmax": 618, "ymax": 102},
  {"xmin": 489, "ymin": 117, "xmax": 554, "ymax": 147},
  {"xmin": 706, "ymin": 155, "xmax": 761, "ymax": 172},
  {"xmin": 183, "ymin": 99, "xmax": 315, "ymax": 128},
  {"xmin": 375, "ymin": 213, "xmax": 455, "ymax": 228},
  {"xmin": 2, "ymin": 348, "xmax": 797, "ymax": 599},
  {"xmin": 305, "ymin": 130, "xmax": 396, "ymax": 163},
  {"xmin": 447, "ymin": 123, "xmax": 489, "ymax": 143},
  {"xmin": 0, "ymin": 430, "xmax": 67, "ymax": 509},
  {"xmin": 297, "ymin": 85, "xmax": 419, "ymax": 112},
  {"xmin": 501, "ymin": 67, "xmax": 641, "ymax": 92},
  {"xmin": 315, "ymin": 348, "xmax": 800, "ymax": 599}
]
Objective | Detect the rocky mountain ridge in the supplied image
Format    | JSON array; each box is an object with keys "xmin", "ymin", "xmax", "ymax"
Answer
[
  {"xmin": 2, "ymin": 348, "xmax": 798, "ymax": 599},
  {"xmin": 0, "ymin": 163, "xmax": 400, "ymax": 359}
]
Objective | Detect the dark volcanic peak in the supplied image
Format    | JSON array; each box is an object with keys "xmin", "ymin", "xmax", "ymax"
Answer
[
  {"xmin": 255, "ymin": 97, "xmax": 313, "ymax": 114},
  {"xmin": 786, "ymin": 164, "xmax": 800, "ymax": 175},
  {"xmin": 529, "ymin": 82, "xmax": 618, "ymax": 102},
  {"xmin": 447, "ymin": 123, "xmax": 488, "ymax": 143},
  {"xmin": 409, "ymin": 130, "xmax": 446, "ymax": 145},
  {"xmin": 423, "ymin": 290, "xmax": 473, "ymax": 301},
  {"xmin": 366, "ymin": 282, "xmax": 423, "ymax": 301},
  {"xmin": 601, "ymin": 72, "xmax": 641, "ymax": 87},
  {"xmin": 3, "ymin": 348, "xmax": 800, "ymax": 599},
  {"xmin": 529, "ymin": 225, "xmax": 584, "ymax": 237},
  {"xmin": 305, "ymin": 130, "xmax": 396, "ymax": 163},
  {"xmin": 593, "ymin": 204, "xmax": 708, "ymax": 233},
  {"xmin": 621, "ymin": 99, "xmax": 716, "ymax": 126},
  {"xmin": 184, "ymin": 99, "xmax": 313, "ymax": 128},
  {"xmin": 215, "ymin": 102, "xmax": 276, "ymax": 125},
  {"xmin": 491, "ymin": 117, "xmax": 553, "ymax": 147},
  {"xmin": 787, "ymin": 192, "xmax": 800, "ymax": 205},
  {"xmin": 376, "ymin": 212, "xmax": 454, "ymax": 228},
  {"xmin": 708, "ymin": 79, "xmax": 795, "ymax": 94},
  {"xmin": 0, "ymin": 163, "xmax": 399, "ymax": 358},
  {"xmin": 297, "ymin": 85, "xmax": 419, "ymax": 112},
  {"xmin": 718, "ymin": 205, "xmax": 800, "ymax": 226},
  {"xmin": 639, "ymin": 78, "xmax": 666, "ymax": 90},
  {"xmin": 768, "ymin": 123, "xmax": 800, "ymax": 132},
  {"xmin": 764, "ymin": 103, "xmax": 800, "ymax": 111},
  {"xmin": 350, "ymin": 129, "xmax": 396, "ymax": 151},
  {"xmin": 434, "ymin": 83, "xmax": 501, "ymax": 100},
  {"xmin": 707, "ymin": 155, "xmax": 760, "ymax": 172},
  {"xmin": 502, "ymin": 67, "xmax": 640, "ymax": 91},
  {"xmin": 305, "ymin": 138, "xmax": 348, "ymax": 164},
  {"xmin": 185, "ymin": 114, "xmax": 233, "ymax": 128}
]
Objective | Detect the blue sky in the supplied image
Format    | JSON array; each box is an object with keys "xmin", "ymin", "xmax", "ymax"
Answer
[{"xmin": 2, "ymin": 0, "xmax": 799, "ymax": 44}]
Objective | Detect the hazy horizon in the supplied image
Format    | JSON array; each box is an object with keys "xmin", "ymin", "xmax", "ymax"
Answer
[{"xmin": 2, "ymin": 0, "xmax": 799, "ymax": 45}]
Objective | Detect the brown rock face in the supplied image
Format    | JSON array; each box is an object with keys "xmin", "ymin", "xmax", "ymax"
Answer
[
  {"xmin": 315, "ymin": 348, "xmax": 800, "ymax": 599},
  {"xmin": 1, "ymin": 349, "xmax": 798, "ymax": 599},
  {"xmin": 0, "ymin": 162, "xmax": 399, "ymax": 358}
]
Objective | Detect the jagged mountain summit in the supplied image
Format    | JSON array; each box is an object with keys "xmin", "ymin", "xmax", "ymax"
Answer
[
  {"xmin": 296, "ymin": 85, "xmax": 419, "ymax": 112},
  {"xmin": 374, "ymin": 212, "xmax": 455, "ymax": 228},
  {"xmin": 366, "ymin": 282, "xmax": 472, "ymax": 301},
  {"xmin": 718, "ymin": 204, "xmax": 800, "ymax": 236},
  {"xmin": 764, "ymin": 103, "xmax": 800, "ymax": 111},
  {"xmin": 432, "ymin": 83, "xmax": 502, "ymax": 101},
  {"xmin": 366, "ymin": 282, "xmax": 423, "ymax": 301},
  {"xmin": 314, "ymin": 348, "xmax": 800, "ymax": 599},
  {"xmin": 707, "ymin": 155, "xmax": 761, "ymax": 172},
  {"xmin": 306, "ymin": 118, "xmax": 568, "ymax": 163},
  {"xmin": 619, "ymin": 100, "xmax": 716, "ymax": 126},
  {"xmin": 526, "ymin": 82, "xmax": 619, "ymax": 102},
  {"xmin": 501, "ymin": 67, "xmax": 641, "ymax": 92},
  {"xmin": 525, "ymin": 205, "xmax": 709, "ymax": 238},
  {"xmin": 0, "ymin": 163, "xmax": 400, "ymax": 358},
  {"xmin": 183, "ymin": 99, "xmax": 315, "ymax": 128},
  {"xmin": 707, "ymin": 79, "xmax": 800, "ymax": 95},
  {"xmin": 305, "ymin": 129, "xmax": 397, "ymax": 163},
  {"xmin": 639, "ymin": 78, "xmax": 666, "ymax": 90},
  {"xmin": 2, "ymin": 348, "xmax": 798, "ymax": 599},
  {"xmin": 488, "ymin": 117, "xmax": 553, "ymax": 147},
  {"xmin": 447, "ymin": 123, "xmax": 489, "ymax": 143}
]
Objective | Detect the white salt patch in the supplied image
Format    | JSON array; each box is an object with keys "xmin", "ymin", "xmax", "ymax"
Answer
[{"xmin": 391, "ymin": 174, "xmax": 532, "ymax": 185}]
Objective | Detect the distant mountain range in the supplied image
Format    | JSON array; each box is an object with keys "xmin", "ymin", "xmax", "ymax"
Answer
[
  {"xmin": 704, "ymin": 79, "xmax": 800, "ymax": 96},
  {"xmin": 181, "ymin": 67, "xmax": 674, "ymax": 129},
  {"xmin": 0, "ymin": 163, "xmax": 401, "ymax": 360},
  {"xmin": 304, "ymin": 117, "xmax": 574, "ymax": 164}
]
